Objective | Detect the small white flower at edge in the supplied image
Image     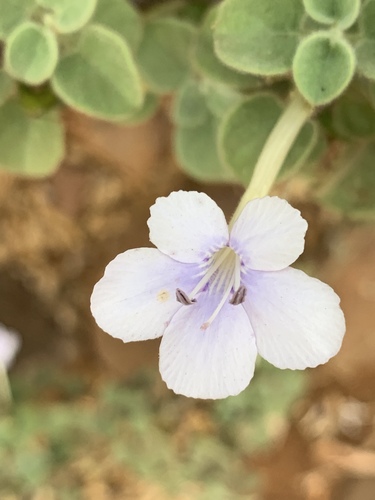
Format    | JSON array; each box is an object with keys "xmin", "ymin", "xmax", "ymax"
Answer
[
  {"xmin": 90, "ymin": 191, "xmax": 345, "ymax": 400},
  {"xmin": 0, "ymin": 323, "xmax": 21, "ymax": 370}
]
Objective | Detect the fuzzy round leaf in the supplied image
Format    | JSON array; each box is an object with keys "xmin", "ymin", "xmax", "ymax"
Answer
[
  {"xmin": 51, "ymin": 25, "xmax": 143, "ymax": 121},
  {"xmin": 303, "ymin": 0, "xmax": 360, "ymax": 30},
  {"xmin": 356, "ymin": 40, "xmax": 375, "ymax": 80},
  {"xmin": 219, "ymin": 94, "xmax": 317, "ymax": 185},
  {"xmin": 37, "ymin": 0, "xmax": 97, "ymax": 34},
  {"xmin": 0, "ymin": 71, "xmax": 15, "ymax": 106},
  {"xmin": 92, "ymin": 0, "xmax": 143, "ymax": 51},
  {"xmin": 138, "ymin": 17, "xmax": 195, "ymax": 93},
  {"xmin": 202, "ymin": 82, "xmax": 243, "ymax": 118},
  {"xmin": 359, "ymin": 0, "xmax": 375, "ymax": 39},
  {"xmin": 214, "ymin": 0, "xmax": 303, "ymax": 76},
  {"xmin": 0, "ymin": 100, "xmax": 64, "ymax": 176},
  {"xmin": 332, "ymin": 92, "xmax": 375, "ymax": 139},
  {"xmin": 0, "ymin": 0, "xmax": 34, "ymax": 40},
  {"xmin": 172, "ymin": 80, "xmax": 209, "ymax": 128},
  {"xmin": 321, "ymin": 142, "xmax": 375, "ymax": 219},
  {"xmin": 5, "ymin": 22, "xmax": 59, "ymax": 85},
  {"xmin": 293, "ymin": 32, "xmax": 356, "ymax": 105},
  {"xmin": 193, "ymin": 6, "xmax": 259, "ymax": 88},
  {"xmin": 175, "ymin": 115, "xmax": 235, "ymax": 183}
]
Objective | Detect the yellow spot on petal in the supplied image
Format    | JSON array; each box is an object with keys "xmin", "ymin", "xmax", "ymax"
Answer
[{"xmin": 157, "ymin": 290, "xmax": 170, "ymax": 302}]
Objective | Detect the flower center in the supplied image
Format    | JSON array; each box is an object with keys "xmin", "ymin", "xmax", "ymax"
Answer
[{"xmin": 176, "ymin": 247, "xmax": 246, "ymax": 330}]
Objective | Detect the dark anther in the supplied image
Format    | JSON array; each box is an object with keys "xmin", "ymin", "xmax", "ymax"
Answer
[
  {"xmin": 176, "ymin": 288, "xmax": 196, "ymax": 306},
  {"xmin": 229, "ymin": 285, "xmax": 247, "ymax": 305}
]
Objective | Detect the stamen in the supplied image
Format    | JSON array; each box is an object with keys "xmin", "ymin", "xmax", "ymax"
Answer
[
  {"xmin": 229, "ymin": 285, "xmax": 247, "ymax": 305},
  {"xmin": 176, "ymin": 288, "xmax": 196, "ymax": 306},
  {"xmin": 180, "ymin": 247, "xmax": 244, "ymax": 329},
  {"xmin": 188, "ymin": 247, "xmax": 232, "ymax": 299},
  {"xmin": 201, "ymin": 274, "xmax": 234, "ymax": 330},
  {"xmin": 210, "ymin": 256, "xmax": 232, "ymax": 294}
]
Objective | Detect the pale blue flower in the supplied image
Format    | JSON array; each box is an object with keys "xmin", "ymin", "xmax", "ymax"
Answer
[{"xmin": 91, "ymin": 191, "xmax": 345, "ymax": 399}]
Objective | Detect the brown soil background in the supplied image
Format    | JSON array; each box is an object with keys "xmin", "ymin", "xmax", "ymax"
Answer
[{"xmin": 1, "ymin": 106, "xmax": 375, "ymax": 499}]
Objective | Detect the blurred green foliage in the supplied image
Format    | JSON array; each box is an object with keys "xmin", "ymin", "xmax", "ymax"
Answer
[
  {"xmin": 320, "ymin": 141, "xmax": 375, "ymax": 219},
  {"xmin": 5, "ymin": 22, "xmax": 59, "ymax": 85},
  {"xmin": 0, "ymin": 0, "xmax": 374, "ymax": 219},
  {"xmin": 303, "ymin": 0, "xmax": 360, "ymax": 30},
  {"xmin": 218, "ymin": 93, "xmax": 318, "ymax": 184},
  {"xmin": 51, "ymin": 24, "xmax": 143, "ymax": 120},
  {"xmin": 1, "ymin": 362, "xmax": 304, "ymax": 498}
]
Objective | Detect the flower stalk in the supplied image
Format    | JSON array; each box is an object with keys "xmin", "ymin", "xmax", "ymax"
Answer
[
  {"xmin": 0, "ymin": 361, "xmax": 12, "ymax": 410},
  {"xmin": 230, "ymin": 92, "xmax": 314, "ymax": 225}
]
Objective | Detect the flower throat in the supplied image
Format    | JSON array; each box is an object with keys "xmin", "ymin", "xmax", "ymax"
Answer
[{"xmin": 176, "ymin": 247, "xmax": 246, "ymax": 330}]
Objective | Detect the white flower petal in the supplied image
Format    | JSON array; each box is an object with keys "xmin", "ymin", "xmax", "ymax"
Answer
[
  {"xmin": 230, "ymin": 197, "xmax": 308, "ymax": 271},
  {"xmin": 243, "ymin": 267, "xmax": 346, "ymax": 370},
  {"xmin": 148, "ymin": 191, "xmax": 229, "ymax": 263},
  {"xmin": 0, "ymin": 324, "xmax": 21, "ymax": 369},
  {"xmin": 91, "ymin": 248, "xmax": 200, "ymax": 342},
  {"xmin": 159, "ymin": 294, "xmax": 257, "ymax": 399}
]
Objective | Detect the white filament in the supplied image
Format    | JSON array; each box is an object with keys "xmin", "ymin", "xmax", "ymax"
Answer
[{"xmin": 186, "ymin": 247, "xmax": 242, "ymax": 329}]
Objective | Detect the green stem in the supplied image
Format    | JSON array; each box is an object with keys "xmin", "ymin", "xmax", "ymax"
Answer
[
  {"xmin": 230, "ymin": 92, "xmax": 314, "ymax": 225},
  {"xmin": 0, "ymin": 362, "xmax": 12, "ymax": 410}
]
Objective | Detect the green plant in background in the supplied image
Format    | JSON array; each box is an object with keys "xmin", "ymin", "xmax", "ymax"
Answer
[
  {"xmin": 210, "ymin": 0, "xmax": 375, "ymax": 218},
  {"xmin": 0, "ymin": 363, "xmax": 304, "ymax": 498},
  {"xmin": 1, "ymin": 1, "xmax": 366, "ymax": 490},
  {"xmin": 0, "ymin": 0, "xmax": 374, "ymax": 223},
  {"xmin": 172, "ymin": 78, "xmax": 241, "ymax": 182},
  {"xmin": 218, "ymin": 93, "xmax": 318, "ymax": 185},
  {"xmin": 0, "ymin": 0, "xmax": 144, "ymax": 175}
]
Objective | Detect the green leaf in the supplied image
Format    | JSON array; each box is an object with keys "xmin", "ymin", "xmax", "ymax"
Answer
[
  {"xmin": 359, "ymin": 0, "xmax": 375, "ymax": 39},
  {"xmin": 293, "ymin": 31, "xmax": 356, "ymax": 105},
  {"xmin": 172, "ymin": 80, "xmax": 209, "ymax": 128},
  {"xmin": 356, "ymin": 40, "xmax": 375, "ymax": 80},
  {"xmin": 92, "ymin": 0, "xmax": 143, "ymax": 52},
  {"xmin": 137, "ymin": 17, "xmax": 195, "ymax": 93},
  {"xmin": 37, "ymin": 0, "xmax": 97, "ymax": 34},
  {"xmin": 5, "ymin": 22, "xmax": 59, "ymax": 85},
  {"xmin": 0, "ymin": 100, "xmax": 64, "ymax": 176},
  {"xmin": 123, "ymin": 93, "xmax": 160, "ymax": 125},
  {"xmin": 202, "ymin": 81, "xmax": 243, "ymax": 118},
  {"xmin": 51, "ymin": 24, "xmax": 143, "ymax": 121},
  {"xmin": 303, "ymin": 0, "xmax": 360, "ymax": 30},
  {"xmin": 0, "ymin": 71, "xmax": 15, "ymax": 106},
  {"xmin": 175, "ymin": 115, "xmax": 235, "ymax": 183},
  {"xmin": 214, "ymin": 0, "xmax": 304, "ymax": 76},
  {"xmin": 219, "ymin": 93, "xmax": 317, "ymax": 185},
  {"xmin": 321, "ymin": 142, "xmax": 375, "ymax": 219},
  {"xmin": 173, "ymin": 79, "xmax": 243, "ymax": 182},
  {"xmin": 0, "ymin": 0, "xmax": 35, "ymax": 40},
  {"xmin": 193, "ymin": 6, "xmax": 259, "ymax": 88},
  {"xmin": 332, "ymin": 91, "xmax": 375, "ymax": 139}
]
